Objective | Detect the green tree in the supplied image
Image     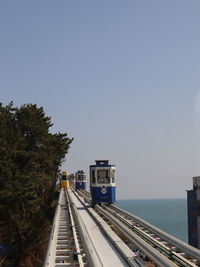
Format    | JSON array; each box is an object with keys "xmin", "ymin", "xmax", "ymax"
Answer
[{"xmin": 0, "ymin": 103, "xmax": 73, "ymax": 266}]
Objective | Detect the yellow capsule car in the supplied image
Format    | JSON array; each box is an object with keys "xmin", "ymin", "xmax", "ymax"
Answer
[{"xmin": 60, "ymin": 171, "xmax": 69, "ymax": 189}]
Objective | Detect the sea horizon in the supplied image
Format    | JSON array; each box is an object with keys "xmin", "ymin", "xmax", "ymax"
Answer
[
  {"xmin": 117, "ymin": 197, "xmax": 187, "ymax": 200},
  {"xmin": 116, "ymin": 198, "xmax": 188, "ymax": 242}
]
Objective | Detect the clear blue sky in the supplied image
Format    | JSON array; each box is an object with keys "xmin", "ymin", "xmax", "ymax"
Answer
[{"xmin": 1, "ymin": 0, "xmax": 200, "ymax": 199}]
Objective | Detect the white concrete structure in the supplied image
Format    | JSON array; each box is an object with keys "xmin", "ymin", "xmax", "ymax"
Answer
[
  {"xmin": 44, "ymin": 187, "xmax": 137, "ymax": 267},
  {"xmin": 44, "ymin": 189, "xmax": 85, "ymax": 267},
  {"xmin": 68, "ymin": 188, "xmax": 131, "ymax": 267}
]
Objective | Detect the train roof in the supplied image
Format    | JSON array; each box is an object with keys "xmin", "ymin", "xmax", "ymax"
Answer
[
  {"xmin": 61, "ymin": 171, "xmax": 68, "ymax": 174},
  {"xmin": 90, "ymin": 160, "xmax": 115, "ymax": 167},
  {"xmin": 76, "ymin": 170, "xmax": 84, "ymax": 173}
]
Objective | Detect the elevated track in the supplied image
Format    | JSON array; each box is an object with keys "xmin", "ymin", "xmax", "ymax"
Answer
[
  {"xmin": 44, "ymin": 188, "xmax": 200, "ymax": 266},
  {"xmin": 44, "ymin": 188, "xmax": 86, "ymax": 267},
  {"xmin": 44, "ymin": 188, "xmax": 139, "ymax": 266},
  {"xmin": 79, "ymin": 189, "xmax": 200, "ymax": 267}
]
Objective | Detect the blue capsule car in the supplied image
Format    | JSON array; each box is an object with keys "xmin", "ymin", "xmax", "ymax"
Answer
[
  {"xmin": 90, "ymin": 160, "xmax": 116, "ymax": 205},
  {"xmin": 75, "ymin": 170, "xmax": 86, "ymax": 190}
]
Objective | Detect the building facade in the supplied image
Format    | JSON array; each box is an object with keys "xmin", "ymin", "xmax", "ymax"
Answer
[{"xmin": 187, "ymin": 176, "xmax": 200, "ymax": 248}]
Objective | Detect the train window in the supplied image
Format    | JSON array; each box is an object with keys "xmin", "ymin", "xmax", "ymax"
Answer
[
  {"xmin": 62, "ymin": 175, "xmax": 67, "ymax": 180},
  {"xmin": 92, "ymin": 170, "xmax": 95, "ymax": 183},
  {"xmin": 111, "ymin": 170, "xmax": 115, "ymax": 183},
  {"xmin": 78, "ymin": 175, "xmax": 83, "ymax": 181},
  {"xmin": 97, "ymin": 170, "xmax": 110, "ymax": 184}
]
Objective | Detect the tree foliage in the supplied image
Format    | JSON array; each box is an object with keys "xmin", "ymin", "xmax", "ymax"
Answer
[{"xmin": 0, "ymin": 103, "xmax": 73, "ymax": 266}]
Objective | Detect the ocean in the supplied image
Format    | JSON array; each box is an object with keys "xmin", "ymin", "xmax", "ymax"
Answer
[{"xmin": 116, "ymin": 198, "xmax": 188, "ymax": 243}]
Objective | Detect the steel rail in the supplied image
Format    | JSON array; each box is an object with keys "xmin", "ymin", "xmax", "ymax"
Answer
[
  {"xmin": 44, "ymin": 188, "xmax": 85, "ymax": 267},
  {"xmin": 77, "ymin": 189, "xmax": 200, "ymax": 266},
  {"xmin": 64, "ymin": 189, "xmax": 85, "ymax": 266},
  {"xmin": 77, "ymin": 189, "xmax": 91, "ymax": 203},
  {"xmin": 71, "ymin": 188, "xmax": 140, "ymax": 266},
  {"xmin": 78, "ymin": 189, "xmax": 200, "ymax": 265},
  {"xmin": 96, "ymin": 204, "xmax": 177, "ymax": 267},
  {"xmin": 105, "ymin": 204, "xmax": 200, "ymax": 266},
  {"xmin": 68, "ymin": 189, "xmax": 104, "ymax": 267},
  {"xmin": 76, "ymin": 188, "xmax": 175, "ymax": 266}
]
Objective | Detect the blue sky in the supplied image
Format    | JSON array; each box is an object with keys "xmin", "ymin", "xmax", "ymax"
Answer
[{"xmin": 1, "ymin": 0, "xmax": 200, "ymax": 199}]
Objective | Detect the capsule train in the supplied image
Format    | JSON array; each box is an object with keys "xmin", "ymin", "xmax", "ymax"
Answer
[
  {"xmin": 75, "ymin": 170, "xmax": 86, "ymax": 190},
  {"xmin": 90, "ymin": 160, "xmax": 116, "ymax": 205},
  {"xmin": 60, "ymin": 171, "xmax": 69, "ymax": 189},
  {"xmin": 59, "ymin": 160, "xmax": 116, "ymax": 206}
]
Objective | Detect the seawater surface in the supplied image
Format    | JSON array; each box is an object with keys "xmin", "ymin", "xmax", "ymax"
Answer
[{"xmin": 116, "ymin": 198, "xmax": 188, "ymax": 242}]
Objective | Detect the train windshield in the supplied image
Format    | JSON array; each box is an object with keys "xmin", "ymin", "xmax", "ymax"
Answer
[
  {"xmin": 61, "ymin": 175, "xmax": 67, "ymax": 180},
  {"xmin": 97, "ymin": 170, "xmax": 110, "ymax": 184},
  {"xmin": 78, "ymin": 175, "xmax": 84, "ymax": 181}
]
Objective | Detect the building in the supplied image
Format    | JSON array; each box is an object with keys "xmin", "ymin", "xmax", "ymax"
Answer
[{"xmin": 187, "ymin": 176, "xmax": 200, "ymax": 248}]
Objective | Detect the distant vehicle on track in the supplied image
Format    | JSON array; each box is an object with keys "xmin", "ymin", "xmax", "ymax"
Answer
[
  {"xmin": 90, "ymin": 160, "xmax": 116, "ymax": 206},
  {"xmin": 75, "ymin": 170, "xmax": 86, "ymax": 190},
  {"xmin": 68, "ymin": 173, "xmax": 75, "ymax": 186},
  {"xmin": 60, "ymin": 171, "xmax": 69, "ymax": 189}
]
